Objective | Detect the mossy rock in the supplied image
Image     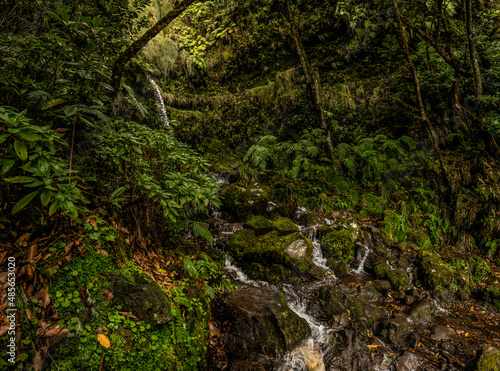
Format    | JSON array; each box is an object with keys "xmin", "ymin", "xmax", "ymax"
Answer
[
  {"xmin": 110, "ymin": 272, "xmax": 172, "ymax": 326},
  {"xmin": 374, "ymin": 263, "xmax": 391, "ymax": 279},
  {"xmin": 416, "ymin": 250, "xmax": 454, "ymax": 292},
  {"xmin": 299, "ymin": 211, "xmax": 323, "ymax": 226},
  {"xmin": 346, "ymin": 296, "xmax": 385, "ymax": 330},
  {"xmin": 227, "ymin": 230, "xmax": 314, "ymax": 282},
  {"xmin": 219, "ymin": 184, "xmax": 268, "ymax": 220},
  {"xmin": 373, "ymin": 280, "xmax": 392, "ymax": 294},
  {"xmin": 321, "ymin": 230, "xmax": 354, "ymax": 262},
  {"xmin": 483, "ymin": 284, "xmax": 500, "ymax": 311},
  {"xmin": 407, "ymin": 230, "xmax": 431, "ymax": 249},
  {"xmin": 226, "ymin": 229, "xmax": 257, "ymax": 260},
  {"xmin": 387, "ymin": 269, "xmax": 410, "ymax": 292},
  {"xmin": 318, "ymin": 225, "xmax": 333, "ymax": 238},
  {"xmin": 327, "ymin": 259, "xmax": 349, "ymax": 277},
  {"xmin": 272, "ymin": 217, "xmax": 299, "ymax": 236},
  {"xmin": 272, "ymin": 203, "xmax": 297, "ymax": 219},
  {"xmin": 243, "ymin": 216, "xmax": 275, "ymax": 236},
  {"xmin": 476, "ymin": 346, "xmax": 500, "ymax": 371}
]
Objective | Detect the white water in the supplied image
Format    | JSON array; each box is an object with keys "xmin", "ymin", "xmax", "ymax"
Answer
[
  {"xmin": 295, "ymin": 206, "xmax": 307, "ymax": 221},
  {"xmin": 279, "ymin": 284, "xmax": 331, "ymax": 371},
  {"xmin": 224, "ymin": 257, "xmax": 267, "ymax": 287},
  {"xmin": 431, "ymin": 297, "xmax": 450, "ymax": 314},
  {"xmin": 267, "ymin": 201, "xmax": 277, "ymax": 212},
  {"xmin": 299, "ymin": 225, "xmax": 331, "ymax": 273},
  {"xmin": 352, "ymin": 242, "xmax": 370, "ymax": 274},
  {"xmin": 150, "ymin": 79, "xmax": 170, "ymax": 128}
]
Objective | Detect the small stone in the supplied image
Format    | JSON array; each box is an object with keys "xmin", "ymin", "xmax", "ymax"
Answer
[
  {"xmin": 430, "ymin": 325, "xmax": 456, "ymax": 341},
  {"xmin": 441, "ymin": 341, "xmax": 456, "ymax": 354}
]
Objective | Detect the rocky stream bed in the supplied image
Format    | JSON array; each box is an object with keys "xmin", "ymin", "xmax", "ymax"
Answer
[{"xmin": 203, "ymin": 181, "xmax": 500, "ymax": 371}]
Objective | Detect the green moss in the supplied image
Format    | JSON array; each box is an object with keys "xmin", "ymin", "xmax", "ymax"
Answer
[
  {"xmin": 244, "ymin": 215, "xmax": 275, "ymax": 235},
  {"xmin": 416, "ymin": 250, "xmax": 454, "ymax": 292},
  {"xmin": 272, "ymin": 217, "xmax": 299, "ymax": 236},
  {"xmin": 320, "ymin": 230, "xmax": 354, "ymax": 262},
  {"xmin": 477, "ymin": 346, "xmax": 500, "ymax": 371},
  {"xmin": 387, "ymin": 269, "xmax": 409, "ymax": 292},
  {"xmin": 407, "ymin": 230, "xmax": 431, "ymax": 249},
  {"xmin": 373, "ymin": 263, "xmax": 391, "ymax": 279},
  {"xmin": 226, "ymin": 229, "xmax": 257, "ymax": 259},
  {"xmin": 219, "ymin": 184, "xmax": 267, "ymax": 220}
]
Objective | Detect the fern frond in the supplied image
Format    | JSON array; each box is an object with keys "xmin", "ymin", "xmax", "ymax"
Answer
[
  {"xmin": 336, "ymin": 142, "xmax": 352, "ymax": 157},
  {"xmin": 192, "ymin": 221, "xmax": 213, "ymax": 245}
]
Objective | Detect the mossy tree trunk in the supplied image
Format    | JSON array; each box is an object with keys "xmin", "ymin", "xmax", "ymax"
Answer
[
  {"xmin": 284, "ymin": 0, "xmax": 336, "ymax": 164},
  {"xmin": 109, "ymin": 0, "xmax": 198, "ymax": 99}
]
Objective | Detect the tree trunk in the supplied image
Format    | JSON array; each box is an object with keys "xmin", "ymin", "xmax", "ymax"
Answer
[
  {"xmin": 465, "ymin": 0, "xmax": 482, "ymax": 101},
  {"xmin": 109, "ymin": 0, "xmax": 197, "ymax": 99},
  {"xmin": 285, "ymin": 0, "xmax": 335, "ymax": 164},
  {"xmin": 393, "ymin": 0, "xmax": 451, "ymax": 191}
]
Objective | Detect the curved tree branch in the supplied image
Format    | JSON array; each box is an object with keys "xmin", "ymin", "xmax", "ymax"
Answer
[{"xmin": 109, "ymin": 0, "xmax": 198, "ymax": 99}]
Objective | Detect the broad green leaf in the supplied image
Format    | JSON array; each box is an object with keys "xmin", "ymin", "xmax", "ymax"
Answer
[
  {"xmin": 49, "ymin": 199, "xmax": 61, "ymax": 216},
  {"xmin": 41, "ymin": 99, "xmax": 66, "ymax": 110},
  {"xmin": 110, "ymin": 187, "xmax": 126, "ymax": 199},
  {"xmin": 0, "ymin": 134, "xmax": 10, "ymax": 143},
  {"xmin": 40, "ymin": 189, "xmax": 52, "ymax": 207},
  {"xmin": 63, "ymin": 105, "xmax": 78, "ymax": 117},
  {"xmin": 18, "ymin": 132, "xmax": 42, "ymax": 141},
  {"xmin": 0, "ymin": 159, "xmax": 15, "ymax": 174},
  {"xmin": 12, "ymin": 191, "xmax": 39, "ymax": 214},
  {"xmin": 4, "ymin": 176, "xmax": 37, "ymax": 183},
  {"xmin": 14, "ymin": 139, "xmax": 28, "ymax": 160}
]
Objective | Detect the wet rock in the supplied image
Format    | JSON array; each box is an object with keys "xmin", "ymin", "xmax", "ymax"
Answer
[
  {"xmin": 360, "ymin": 281, "xmax": 382, "ymax": 302},
  {"xmin": 321, "ymin": 230, "xmax": 355, "ymax": 262},
  {"xmin": 373, "ymin": 280, "xmax": 392, "ymax": 294},
  {"xmin": 483, "ymin": 284, "xmax": 500, "ymax": 305},
  {"xmin": 387, "ymin": 269, "xmax": 410, "ymax": 292},
  {"xmin": 327, "ymin": 259, "xmax": 349, "ymax": 277},
  {"xmin": 441, "ymin": 341, "xmax": 456, "ymax": 354},
  {"xmin": 416, "ymin": 250, "xmax": 454, "ymax": 292},
  {"xmin": 408, "ymin": 300, "xmax": 432, "ymax": 326},
  {"xmin": 110, "ymin": 272, "xmax": 172, "ymax": 325},
  {"xmin": 299, "ymin": 211, "xmax": 323, "ymax": 226},
  {"xmin": 331, "ymin": 313, "xmax": 351, "ymax": 329},
  {"xmin": 284, "ymin": 239, "xmax": 309, "ymax": 260},
  {"xmin": 318, "ymin": 284, "xmax": 351, "ymax": 317},
  {"xmin": 326, "ymin": 329, "xmax": 373, "ymax": 371},
  {"xmin": 375, "ymin": 313, "xmax": 412, "ymax": 346},
  {"xmin": 476, "ymin": 345, "xmax": 500, "ymax": 371},
  {"xmin": 430, "ymin": 325, "xmax": 456, "ymax": 341},
  {"xmin": 220, "ymin": 184, "xmax": 268, "ymax": 220},
  {"xmin": 219, "ymin": 284, "xmax": 311, "ymax": 362},
  {"xmin": 272, "ymin": 203, "xmax": 297, "ymax": 219},
  {"xmin": 404, "ymin": 295, "xmax": 414, "ymax": 306},
  {"xmin": 243, "ymin": 216, "xmax": 274, "ymax": 236},
  {"xmin": 394, "ymin": 351, "xmax": 433, "ymax": 371}
]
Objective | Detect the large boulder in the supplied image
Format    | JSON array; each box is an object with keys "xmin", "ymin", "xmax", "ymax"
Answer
[
  {"xmin": 217, "ymin": 284, "xmax": 311, "ymax": 363},
  {"xmin": 220, "ymin": 184, "xmax": 268, "ymax": 220},
  {"xmin": 226, "ymin": 229, "xmax": 315, "ymax": 282},
  {"xmin": 476, "ymin": 346, "xmax": 500, "ymax": 371},
  {"xmin": 416, "ymin": 250, "xmax": 454, "ymax": 292},
  {"xmin": 110, "ymin": 272, "xmax": 172, "ymax": 326}
]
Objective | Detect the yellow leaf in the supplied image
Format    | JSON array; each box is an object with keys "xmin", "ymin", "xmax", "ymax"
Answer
[
  {"xmin": 97, "ymin": 334, "xmax": 111, "ymax": 348},
  {"xmin": 365, "ymin": 344, "xmax": 380, "ymax": 349},
  {"xmin": 41, "ymin": 99, "xmax": 66, "ymax": 110}
]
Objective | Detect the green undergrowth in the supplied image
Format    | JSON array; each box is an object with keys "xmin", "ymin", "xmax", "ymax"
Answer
[{"xmin": 1, "ymin": 218, "xmax": 228, "ymax": 371}]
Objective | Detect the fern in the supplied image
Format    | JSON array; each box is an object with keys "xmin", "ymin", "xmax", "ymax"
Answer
[
  {"xmin": 192, "ymin": 221, "xmax": 213, "ymax": 245},
  {"xmin": 124, "ymin": 84, "xmax": 148, "ymax": 119}
]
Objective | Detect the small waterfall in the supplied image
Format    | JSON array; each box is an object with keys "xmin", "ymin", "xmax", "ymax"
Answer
[
  {"xmin": 430, "ymin": 297, "xmax": 450, "ymax": 314},
  {"xmin": 150, "ymin": 79, "xmax": 170, "ymax": 128},
  {"xmin": 352, "ymin": 241, "xmax": 370, "ymax": 274},
  {"xmin": 295, "ymin": 206, "xmax": 307, "ymax": 221},
  {"xmin": 267, "ymin": 201, "xmax": 277, "ymax": 212},
  {"xmin": 279, "ymin": 284, "xmax": 331, "ymax": 371},
  {"xmin": 299, "ymin": 225, "xmax": 330, "ymax": 273},
  {"xmin": 224, "ymin": 257, "xmax": 267, "ymax": 287}
]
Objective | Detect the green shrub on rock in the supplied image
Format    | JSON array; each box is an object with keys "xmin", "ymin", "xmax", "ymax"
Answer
[{"xmin": 321, "ymin": 230, "xmax": 354, "ymax": 262}]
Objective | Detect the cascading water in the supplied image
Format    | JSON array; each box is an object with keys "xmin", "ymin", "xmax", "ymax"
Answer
[
  {"xmin": 352, "ymin": 241, "xmax": 370, "ymax": 274},
  {"xmin": 224, "ymin": 257, "xmax": 265, "ymax": 287},
  {"xmin": 299, "ymin": 225, "xmax": 330, "ymax": 272},
  {"xmin": 150, "ymin": 78, "xmax": 170, "ymax": 128},
  {"xmin": 279, "ymin": 283, "xmax": 331, "ymax": 371}
]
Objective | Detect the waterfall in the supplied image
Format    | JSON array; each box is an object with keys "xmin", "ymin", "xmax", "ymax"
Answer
[
  {"xmin": 150, "ymin": 78, "xmax": 170, "ymax": 128},
  {"xmin": 279, "ymin": 284, "xmax": 331, "ymax": 371},
  {"xmin": 224, "ymin": 257, "xmax": 267, "ymax": 287},
  {"xmin": 352, "ymin": 242, "xmax": 370, "ymax": 274}
]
